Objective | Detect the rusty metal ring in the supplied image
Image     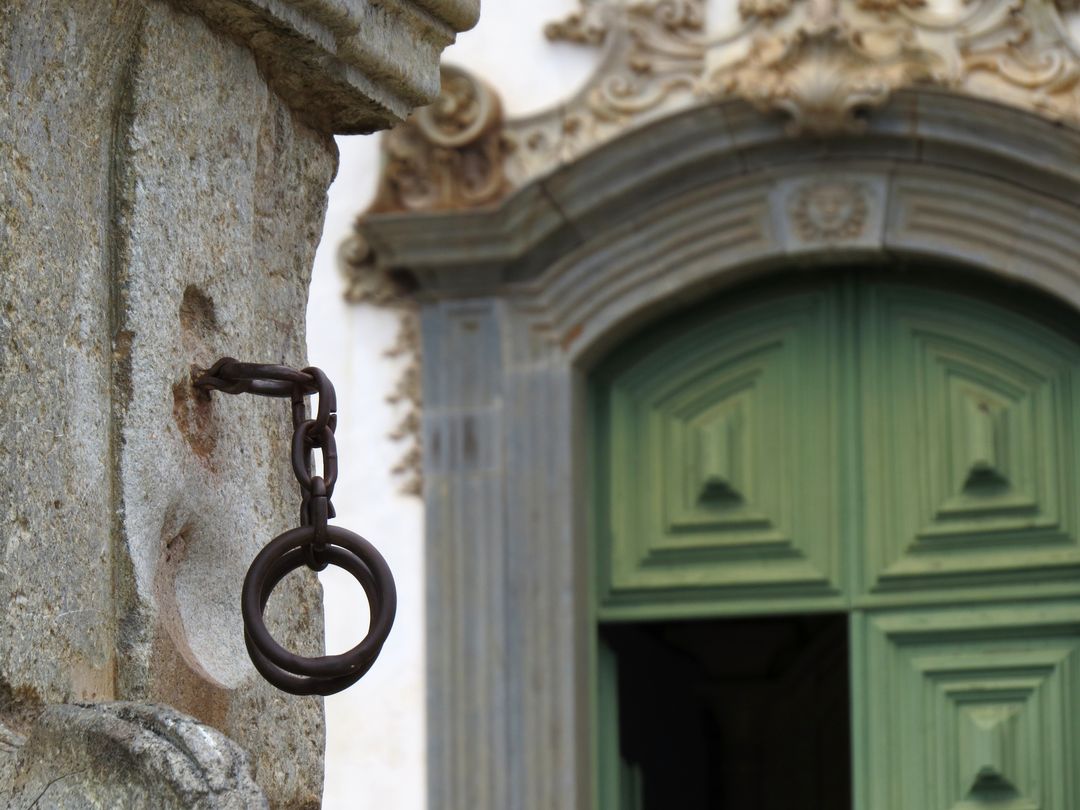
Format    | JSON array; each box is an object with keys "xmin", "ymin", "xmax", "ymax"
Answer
[
  {"xmin": 242, "ymin": 525, "xmax": 396, "ymax": 682},
  {"xmin": 243, "ymin": 545, "xmax": 378, "ymax": 696},
  {"xmin": 292, "ymin": 421, "xmax": 337, "ymax": 496}
]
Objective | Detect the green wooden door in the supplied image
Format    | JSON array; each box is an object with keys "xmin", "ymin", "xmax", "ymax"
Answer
[{"xmin": 591, "ymin": 274, "xmax": 1080, "ymax": 810}]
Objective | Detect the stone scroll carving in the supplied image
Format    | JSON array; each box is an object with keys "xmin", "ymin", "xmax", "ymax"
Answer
[
  {"xmin": 368, "ymin": 66, "xmax": 511, "ymax": 214},
  {"xmin": 353, "ymin": 0, "xmax": 1080, "ymax": 214}
]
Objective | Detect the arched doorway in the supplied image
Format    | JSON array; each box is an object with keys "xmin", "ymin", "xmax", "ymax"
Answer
[
  {"xmin": 591, "ymin": 271, "xmax": 1080, "ymax": 809},
  {"xmin": 350, "ymin": 64, "xmax": 1080, "ymax": 805}
]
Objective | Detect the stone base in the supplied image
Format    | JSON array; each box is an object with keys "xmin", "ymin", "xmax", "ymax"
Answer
[{"xmin": 6, "ymin": 703, "xmax": 267, "ymax": 809}]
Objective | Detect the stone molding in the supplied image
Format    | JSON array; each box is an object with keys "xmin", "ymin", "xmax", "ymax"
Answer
[
  {"xmin": 174, "ymin": 0, "xmax": 480, "ymax": 133},
  {"xmin": 348, "ymin": 89, "xmax": 1080, "ymax": 294}
]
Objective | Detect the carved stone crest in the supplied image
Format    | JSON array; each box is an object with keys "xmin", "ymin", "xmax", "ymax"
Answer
[
  {"xmin": 789, "ymin": 180, "xmax": 868, "ymax": 241},
  {"xmin": 702, "ymin": 19, "xmax": 940, "ymax": 136}
]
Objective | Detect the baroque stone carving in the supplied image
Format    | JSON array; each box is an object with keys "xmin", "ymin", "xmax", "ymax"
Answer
[
  {"xmin": 343, "ymin": 0, "xmax": 1080, "ymax": 492},
  {"xmin": 349, "ymin": 0, "xmax": 1080, "ymax": 216},
  {"xmin": 790, "ymin": 180, "xmax": 868, "ymax": 240},
  {"xmin": 704, "ymin": 20, "xmax": 940, "ymax": 136},
  {"xmin": 546, "ymin": 0, "xmax": 706, "ymax": 125},
  {"xmin": 370, "ymin": 66, "xmax": 511, "ymax": 213},
  {"xmin": 341, "ymin": 234, "xmax": 424, "ymax": 496}
]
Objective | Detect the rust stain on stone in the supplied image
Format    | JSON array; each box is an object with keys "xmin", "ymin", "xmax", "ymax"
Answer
[{"xmin": 172, "ymin": 378, "xmax": 216, "ymax": 464}]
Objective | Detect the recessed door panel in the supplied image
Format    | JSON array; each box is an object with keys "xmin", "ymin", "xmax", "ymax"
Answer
[
  {"xmin": 855, "ymin": 604, "xmax": 1080, "ymax": 810},
  {"xmin": 857, "ymin": 283, "xmax": 1080, "ymax": 601},
  {"xmin": 594, "ymin": 287, "xmax": 844, "ymax": 616}
]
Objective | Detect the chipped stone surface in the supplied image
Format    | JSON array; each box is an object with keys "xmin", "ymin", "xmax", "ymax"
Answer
[{"xmin": 7, "ymin": 702, "xmax": 267, "ymax": 809}]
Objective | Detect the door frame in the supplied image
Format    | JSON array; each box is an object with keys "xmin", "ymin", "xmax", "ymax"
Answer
[{"xmin": 410, "ymin": 94, "xmax": 1080, "ymax": 809}]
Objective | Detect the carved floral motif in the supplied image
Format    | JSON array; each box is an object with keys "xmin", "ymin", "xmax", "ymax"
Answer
[{"xmin": 544, "ymin": 5, "xmax": 607, "ymax": 44}]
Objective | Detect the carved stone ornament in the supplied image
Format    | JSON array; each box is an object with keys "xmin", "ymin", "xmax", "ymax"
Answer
[
  {"xmin": 341, "ymin": 233, "xmax": 424, "ymax": 496},
  {"xmin": 344, "ymin": 0, "xmax": 1080, "ymax": 492},
  {"xmin": 369, "ymin": 65, "xmax": 511, "ymax": 214},
  {"xmin": 353, "ymin": 0, "xmax": 1080, "ymax": 214},
  {"xmin": 790, "ymin": 180, "xmax": 869, "ymax": 240}
]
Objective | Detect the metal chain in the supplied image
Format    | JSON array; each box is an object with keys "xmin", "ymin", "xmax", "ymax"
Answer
[{"xmin": 194, "ymin": 358, "xmax": 396, "ymax": 696}]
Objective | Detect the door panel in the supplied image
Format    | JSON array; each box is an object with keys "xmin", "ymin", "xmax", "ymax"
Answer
[
  {"xmin": 855, "ymin": 604, "xmax": 1080, "ymax": 810},
  {"xmin": 593, "ymin": 287, "xmax": 844, "ymax": 617},
  {"xmin": 857, "ymin": 284, "xmax": 1080, "ymax": 603}
]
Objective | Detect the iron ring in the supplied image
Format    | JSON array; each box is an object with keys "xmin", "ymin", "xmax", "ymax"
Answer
[
  {"xmin": 243, "ymin": 544, "xmax": 379, "ymax": 695},
  {"xmin": 242, "ymin": 525, "xmax": 396, "ymax": 682}
]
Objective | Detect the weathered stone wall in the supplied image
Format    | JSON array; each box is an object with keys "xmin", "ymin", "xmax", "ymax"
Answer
[{"xmin": 0, "ymin": 1, "xmax": 335, "ymax": 805}]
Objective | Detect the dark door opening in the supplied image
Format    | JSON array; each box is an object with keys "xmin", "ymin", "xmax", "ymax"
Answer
[{"xmin": 601, "ymin": 614, "xmax": 851, "ymax": 810}]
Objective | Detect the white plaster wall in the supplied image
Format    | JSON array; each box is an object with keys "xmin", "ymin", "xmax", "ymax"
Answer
[{"xmin": 307, "ymin": 2, "xmax": 596, "ymax": 807}]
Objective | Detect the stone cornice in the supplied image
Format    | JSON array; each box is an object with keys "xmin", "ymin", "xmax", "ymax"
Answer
[
  {"xmin": 348, "ymin": 90, "xmax": 1080, "ymax": 293},
  {"xmin": 174, "ymin": 0, "xmax": 481, "ymax": 133}
]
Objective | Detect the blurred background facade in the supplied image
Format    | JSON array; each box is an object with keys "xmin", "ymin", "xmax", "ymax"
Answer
[{"xmin": 312, "ymin": 1, "xmax": 1080, "ymax": 808}]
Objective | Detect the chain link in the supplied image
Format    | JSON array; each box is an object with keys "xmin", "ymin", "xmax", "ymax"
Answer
[{"xmin": 194, "ymin": 359, "xmax": 396, "ymax": 696}]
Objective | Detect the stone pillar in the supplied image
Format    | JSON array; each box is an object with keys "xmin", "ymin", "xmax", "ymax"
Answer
[{"xmin": 0, "ymin": 0, "xmax": 476, "ymax": 806}]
